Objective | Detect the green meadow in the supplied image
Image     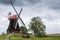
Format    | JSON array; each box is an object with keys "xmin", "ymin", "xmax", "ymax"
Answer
[{"xmin": 0, "ymin": 34, "xmax": 60, "ymax": 40}]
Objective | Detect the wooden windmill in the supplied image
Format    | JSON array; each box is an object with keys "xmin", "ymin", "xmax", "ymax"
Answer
[{"xmin": 7, "ymin": 0, "xmax": 25, "ymax": 33}]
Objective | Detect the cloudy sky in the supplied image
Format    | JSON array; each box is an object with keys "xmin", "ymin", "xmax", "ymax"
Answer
[{"xmin": 0, "ymin": 0, "xmax": 60, "ymax": 34}]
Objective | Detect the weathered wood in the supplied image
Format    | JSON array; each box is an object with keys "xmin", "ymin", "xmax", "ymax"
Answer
[{"xmin": 7, "ymin": 17, "xmax": 20, "ymax": 33}]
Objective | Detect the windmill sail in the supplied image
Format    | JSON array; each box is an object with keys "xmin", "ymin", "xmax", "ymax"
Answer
[
  {"xmin": 10, "ymin": 0, "xmax": 25, "ymax": 26},
  {"xmin": 18, "ymin": 8, "xmax": 25, "ymax": 26}
]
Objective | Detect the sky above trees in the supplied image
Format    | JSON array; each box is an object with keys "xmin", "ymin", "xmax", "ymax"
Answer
[{"xmin": 0, "ymin": 0, "xmax": 60, "ymax": 34}]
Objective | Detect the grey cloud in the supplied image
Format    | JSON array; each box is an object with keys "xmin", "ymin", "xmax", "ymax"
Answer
[
  {"xmin": 26, "ymin": 0, "xmax": 41, "ymax": 5},
  {"xmin": 0, "ymin": 0, "xmax": 60, "ymax": 10},
  {"xmin": 13, "ymin": 0, "xmax": 41, "ymax": 6},
  {"xmin": 0, "ymin": 0, "xmax": 15, "ymax": 5},
  {"xmin": 14, "ymin": 0, "xmax": 26, "ymax": 6},
  {"xmin": 0, "ymin": 0, "xmax": 41, "ymax": 6},
  {"xmin": 42, "ymin": 0, "xmax": 60, "ymax": 10}
]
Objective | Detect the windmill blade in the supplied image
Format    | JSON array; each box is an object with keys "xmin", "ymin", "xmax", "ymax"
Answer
[
  {"xmin": 10, "ymin": 0, "xmax": 18, "ymax": 14},
  {"xmin": 19, "ymin": 16, "xmax": 25, "ymax": 26},
  {"xmin": 18, "ymin": 8, "xmax": 23, "ymax": 16},
  {"xmin": 18, "ymin": 8, "xmax": 22, "ymax": 18},
  {"xmin": 17, "ymin": 9, "xmax": 25, "ymax": 26}
]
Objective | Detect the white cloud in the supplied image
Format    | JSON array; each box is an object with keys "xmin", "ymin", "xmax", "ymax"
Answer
[{"xmin": 42, "ymin": 19, "xmax": 60, "ymax": 34}]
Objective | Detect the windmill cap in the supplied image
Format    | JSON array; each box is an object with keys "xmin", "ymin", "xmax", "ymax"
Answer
[{"xmin": 8, "ymin": 15, "xmax": 17, "ymax": 19}]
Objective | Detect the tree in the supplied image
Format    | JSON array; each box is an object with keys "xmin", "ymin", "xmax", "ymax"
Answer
[
  {"xmin": 29, "ymin": 17, "xmax": 46, "ymax": 37},
  {"xmin": 20, "ymin": 26, "xmax": 30, "ymax": 38},
  {"xmin": 20, "ymin": 26, "xmax": 28, "ymax": 34}
]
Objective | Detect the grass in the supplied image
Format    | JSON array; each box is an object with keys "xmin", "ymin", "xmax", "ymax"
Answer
[{"xmin": 0, "ymin": 34, "xmax": 60, "ymax": 40}]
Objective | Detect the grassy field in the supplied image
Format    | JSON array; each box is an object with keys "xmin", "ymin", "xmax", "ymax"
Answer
[{"xmin": 0, "ymin": 34, "xmax": 60, "ymax": 40}]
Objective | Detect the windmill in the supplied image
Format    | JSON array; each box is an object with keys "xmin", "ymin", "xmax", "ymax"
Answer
[{"xmin": 7, "ymin": 0, "xmax": 26, "ymax": 33}]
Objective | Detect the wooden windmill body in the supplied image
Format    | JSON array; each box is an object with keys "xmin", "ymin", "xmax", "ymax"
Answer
[
  {"xmin": 7, "ymin": 15, "xmax": 20, "ymax": 33},
  {"xmin": 7, "ymin": 0, "xmax": 25, "ymax": 34}
]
